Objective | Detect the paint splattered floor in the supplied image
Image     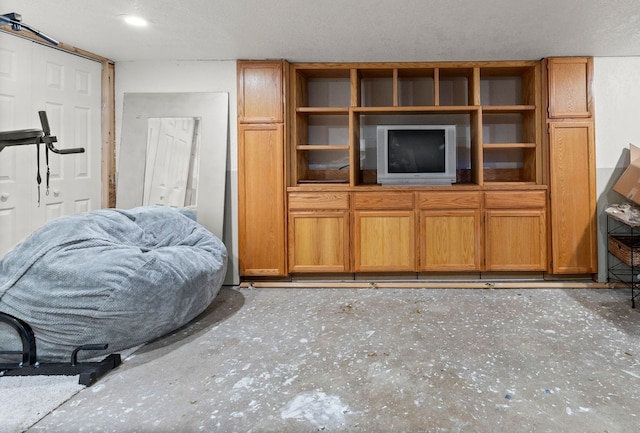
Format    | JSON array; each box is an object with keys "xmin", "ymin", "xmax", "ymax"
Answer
[{"xmin": 30, "ymin": 287, "xmax": 640, "ymax": 432}]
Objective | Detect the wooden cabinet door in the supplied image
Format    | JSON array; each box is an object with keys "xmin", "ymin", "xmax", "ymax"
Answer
[
  {"xmin": 238, "ymin": 124, "xmax": 286, "ymax": 276},
  {"xmin": 417, "ymin": 191, "xmax": 482, "ymax": 271},
  {"xmin": 547, "ymin": 57, "xmax": 592, "ymax": 118},
  {"xmin": 484, "ymin": 191, "xmax": 547, "ymax": 271},
  {"xmin": 485, "ymin": 210, "xmax": 547, "ymax": 271},
  {"xmin": 288, "ymin": 211, "xmax": 350, "ymax": 272},
  {"xmin": 549, "ymin": 122, "xmax": 597, "ymax": 273},
  {"xmin": 420, "ymin": 209, "xmax": 482, "ymax": 271},
  {"xmin": 237, "ymin": 60, "xmax": 285, "ymax": 123},
  {"xmin": 352, "ymin": 192, "xmax": 416, "ymax": 272},
  {"xmin": 288, "ymin": 192, "xmax": 350, "ymax": 272},
  {"xmin": 353, "ymin": 210, "xmax": 416, "ymax": 272}
]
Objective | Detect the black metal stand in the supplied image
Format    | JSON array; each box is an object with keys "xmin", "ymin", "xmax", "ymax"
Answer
[
  {"xmin": 0, "ymin": 312, "xmax": 121, "ymax": 386},
  {"xmin": 607, "ymin": 212, "xmax": 640, "ymax": 308}
]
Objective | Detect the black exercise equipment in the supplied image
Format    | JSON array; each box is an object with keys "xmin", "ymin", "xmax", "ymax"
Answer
[
  {"xmin": 0, "ymin": 111, "xmax": 84, "ymax": 154},
  {"xmin": 0, "ymin": 111, "xmax": 85, "ymax": 204},
  {"xmin": 0, "ymin": 113, "xmax": 120, "ymax": 385},
  {"xmin": 0, "ymin": 312, "xmax": 121, "ymax": 386}
]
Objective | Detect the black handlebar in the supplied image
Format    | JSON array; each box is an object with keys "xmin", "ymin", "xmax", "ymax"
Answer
[
  {"xmin": 47, "ymin": 144, "xmax": 85, "ymax": 154},
  {"xmin": 38, "ymin": 111, "xmax": 85, "ymax": 154}
]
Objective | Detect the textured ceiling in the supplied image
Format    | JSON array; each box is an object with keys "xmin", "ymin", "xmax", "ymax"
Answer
[{"xmin": 2, "ymin": 0, "xmax": 640, "ymax": 62}]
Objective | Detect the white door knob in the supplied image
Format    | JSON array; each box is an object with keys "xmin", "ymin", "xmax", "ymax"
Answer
[{"xmin": 0, "ymin": 193, "xmax": 8, "ymax": 202}]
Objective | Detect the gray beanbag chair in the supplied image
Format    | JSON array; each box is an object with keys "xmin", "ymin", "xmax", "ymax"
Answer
[{"xmin": 0, "ymin": 206, "xmax": 227, "ymax": 362}]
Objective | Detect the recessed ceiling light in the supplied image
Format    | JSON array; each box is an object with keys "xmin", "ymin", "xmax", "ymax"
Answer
[{"xmin": 123, "ymin": 15, "xmax": 148, "ymax": 27}]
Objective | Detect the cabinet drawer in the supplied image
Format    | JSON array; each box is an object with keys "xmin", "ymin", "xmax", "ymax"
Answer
[
  {"xmin": 289, "ymin": 192, "xmax": 349, "ymax": 210},
  {"xmin": 418, "ymin": 191, "xmax": 481, "ymax": 209},
  {"xmin": 353, "ymin": 192, "xmax": 414, "ymax": 210},
  {"xmin": 484, "ymin": 191, "xmax": 546, "ymax": 209}
]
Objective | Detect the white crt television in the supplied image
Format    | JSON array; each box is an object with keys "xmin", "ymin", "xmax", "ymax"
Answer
[{"xmin": 376, "ymin": 124, "xmax": 457, "ymax": 186}]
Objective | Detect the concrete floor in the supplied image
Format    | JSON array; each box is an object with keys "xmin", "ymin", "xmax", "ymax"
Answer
[{"xmin": 29, "ymin": 287, "xmax": 640, "ymax": 432}]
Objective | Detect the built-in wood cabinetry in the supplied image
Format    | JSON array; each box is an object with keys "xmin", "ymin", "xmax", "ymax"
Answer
[
  {"xmin": 544, "ymin": 57, "xmax": 597, "ymax": 274},
  {"xmin": 287, "ymin": 188, "xmax": 547, "ymax": 274},
  {"xmin": 237, "ymin": 58, "xmax": 598, "ymax": 280},
  {"xmin": 237, "ymin": 60, "xmax": 288, "ymax": 276}
]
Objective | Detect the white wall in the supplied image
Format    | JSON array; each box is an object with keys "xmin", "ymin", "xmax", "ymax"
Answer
[
  {"xmin": 114, "ymin": 60, "xmax": 239, "ymax": 285},
  {"xmin": 114, "ymin": 57, "xmax": 640, "ymax": 284},
  {"xmin": 594, "ymin": 57, "xmax": 640, "ymax": 281}
]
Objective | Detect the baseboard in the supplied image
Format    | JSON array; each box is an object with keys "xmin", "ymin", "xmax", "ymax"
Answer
[{"xmin": 238, "ymin": 280, "xmax": 613, "ymax": 289}]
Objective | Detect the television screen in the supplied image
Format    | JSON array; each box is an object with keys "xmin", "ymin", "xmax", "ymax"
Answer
[
  {"xmin": 387, "ymin": 129, "xmax": 446, "ymax": 174},
  {"xmin": 376, "ymin": 124, "xmax": 456, "ymax": 186}
]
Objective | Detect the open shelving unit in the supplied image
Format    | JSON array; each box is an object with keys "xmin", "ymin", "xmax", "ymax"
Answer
[
  {"xmin": 290, "ymin": 61, "xmax": 542, "ymax": 188},
  {"xmin": 607, "ymin": 212, "xmax": 640, "ymax": 308}
]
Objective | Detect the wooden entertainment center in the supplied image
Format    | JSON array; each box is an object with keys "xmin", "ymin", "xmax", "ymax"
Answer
[{"xmin": 237, "ymin": 58, "xmax": 597, "ymax": 280}]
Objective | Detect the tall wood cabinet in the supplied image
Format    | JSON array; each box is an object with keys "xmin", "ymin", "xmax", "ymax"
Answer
[
  {"xmin": 237, "ymin": 60, "xmax": 288, "ymax": 276},
  {"xmin": 544, "ymin": 57, "xmax": 598, "ymax": 274}
]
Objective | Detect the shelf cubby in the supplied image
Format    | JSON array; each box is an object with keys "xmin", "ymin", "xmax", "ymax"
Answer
[
  {"xmin": 359, "ymin": 68, "xmax": 394, "ymax": 107},
  {"xmin": 483, "ymin": 147, "xmax": 537, "ymax": 183},
  {"xmin": 397, "ymin": 68, "xmax": 436, "ymax": 107},
  {"xmin": 297, "ymin": 148, "xmax": 351, "ymax": 183},
  {"xmin": 293, "ymin": 112, "xmax": 350, "ymax": 185},
  {"xmin": 480, "ymin": 65, "xmax": 538, "ymax": 106},
  {"xmin": 438, "ymin": 68, "xmax": 473, "ymax": 106},
  {"xmin": 294, "ymin": 67, "xmax": 351, "ymax": 108},
  {"xmin": 302, "ymin": 114, "xmax": 349, "ymax": 146},
  {"xmin": 482, "ymin": 112, "xmax": 525, "ymax": 145}
]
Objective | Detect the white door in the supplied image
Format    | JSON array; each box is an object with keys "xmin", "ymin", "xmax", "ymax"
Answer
[
  {"xmin": 143, "ymin": 117, "xmax": 196, "ymax": 207},
  {"xmin": 0, "ymin": 35, "xmax": 34, "ymax": 253},
  {"xmin": 0, "ymin": 33, "xmax": 102, "ymax": 257}
]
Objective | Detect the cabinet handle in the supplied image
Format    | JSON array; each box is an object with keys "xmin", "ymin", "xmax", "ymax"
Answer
[{"xmin": 0, "ymin": 193, "xmax": 8, "ymax": 202}]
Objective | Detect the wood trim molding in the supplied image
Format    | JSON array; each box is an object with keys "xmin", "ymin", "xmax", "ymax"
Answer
[
  {"xmin": 239, "ymin": 281, "xmax": 611, "ymax": 289},
  {"xmin": 0, "ymin": 26, "xmax": 112, "ymax": 63},
  {"xmin": 101, "ymin": 62, "xmax": 116, "ymax": 207}
]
